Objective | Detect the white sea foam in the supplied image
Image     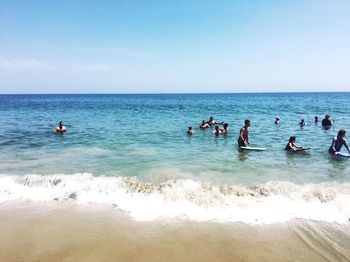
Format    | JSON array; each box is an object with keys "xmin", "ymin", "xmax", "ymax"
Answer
[{"xmin": 0, "ymin": 173, "xmax": 350, "ymax": 225}]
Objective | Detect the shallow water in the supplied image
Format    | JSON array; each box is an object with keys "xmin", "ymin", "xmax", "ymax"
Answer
[{"xmin": 0, "ymin": 93, "xmax": 350, "ymax": 224}]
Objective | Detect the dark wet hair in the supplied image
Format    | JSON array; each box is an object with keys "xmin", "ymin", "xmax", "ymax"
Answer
[
  {"xmin": 289, "ymin": 136, "xmax": 296, "ymax": 143},
  {"xmin": 245, "ymin": 119, "xmax": 250, "ymax": 125},
  {"xmin": 59, "ymin": 121, "xmax": 63, "ymax": 125},
  {"xmin": 188, "ymin": 126, "xmax": 192, "ymax": 130},
  {"xmin": 337, "ymin": 129, "xmax": 346, "ymax": 138},
  {"xmin": 215, "ymin": 126, "xmax": 219, "ymax": 131},
  {"xmin": 223, "ymin": 123, "xmax": 228, "ymax": 128}
]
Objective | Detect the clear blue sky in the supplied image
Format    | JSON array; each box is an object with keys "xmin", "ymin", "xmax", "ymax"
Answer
[{"xmin": 0, "ymin": 0, "xmax": 349, "ymax": 93}]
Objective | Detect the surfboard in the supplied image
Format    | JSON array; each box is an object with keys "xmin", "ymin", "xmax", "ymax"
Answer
[
  {"xmin": 335, "ymin": 152, "xmax": 350, "ymax": 157},
  {"xmin": 240, "ymin": 146, "xmax": 266, "ymax": 151}
]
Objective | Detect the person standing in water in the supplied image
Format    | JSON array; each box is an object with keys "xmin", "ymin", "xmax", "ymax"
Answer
[
  {"xmin": 275, "ymin": 117, "xmax": 280, "ymax": 125},
  {"xmin": 187, "ymin": 126, "xmax": 194, "ymax": 135},
  {"xmin": 220, "ymin": 123, "xmax": 229, "ymax": 134},
  {"xmin": 213, "ymin": 126, "xmax": 221, "ymax": 136},
  {"xmin": 329, "ymin": 129, "xmax": 350, "ymax": 155},
  {"xmin": 322, "ymin": 115, "xmax": 332, "ymax": 127},
  {"xmin": 299, "ymin": 118, "xmax": 306, "ymax": 127},
  {"xmin": 238, "ymin": 120, "xmax": 250, "ymax": 146},
  {"xmin": 53, "ymin": 121, "xmax": 67, "ymax": 134}
]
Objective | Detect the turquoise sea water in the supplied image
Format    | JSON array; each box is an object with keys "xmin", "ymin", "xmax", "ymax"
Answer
[
  {"xmin": 1, "ymin": 93, "xmax": 349, "ymax": 184},
  {"xmin": 1, "ymin": 93, "xmax": 350, "ymax": 224}
]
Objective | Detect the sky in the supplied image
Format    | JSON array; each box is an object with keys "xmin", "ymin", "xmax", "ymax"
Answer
[{"xmin": 0, "ymin": 0, "xmax": 349, "ymax": 94}]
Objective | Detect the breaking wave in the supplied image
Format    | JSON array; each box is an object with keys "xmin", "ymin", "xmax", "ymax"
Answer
[{"xmin": 0, "ymin": 173, "xmax": 350, "ymax": 225}]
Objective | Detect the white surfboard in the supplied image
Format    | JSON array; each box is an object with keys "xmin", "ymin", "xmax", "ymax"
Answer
[
  {"xmin": 240, "ymin": 146, "xmax": 266, "ymax": 151},
  {"xmin": 335, "ymin": 152, "xmax": 350, "ymax": 158}
]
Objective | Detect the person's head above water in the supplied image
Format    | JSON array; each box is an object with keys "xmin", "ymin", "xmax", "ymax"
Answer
[
  {"xmin": 325, "ymin": 115, "xmax": 330, "ymax": 119},
  {"xmin": 223, "ymin": 123, "xmax": 228, "ymax": 128},
  {"xmin": 289, "ymin": 136, "xmax": 296, "ymax": 143},
  {"xmin": 337, "ymin": 129, "xmax": 346, "ymax": 139},
  {"xmin": 244, "ymin": 119, "xmax": 250, "ymax": 126},
  {"xmin": 59, "ymin": 121, "xmax": 64, "ymax": 127}
]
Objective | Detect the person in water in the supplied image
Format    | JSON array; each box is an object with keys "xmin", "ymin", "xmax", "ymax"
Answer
[
  {"xmin": 213, "ymin": 126, "xmax": 221, "ymax": 136},
  {"xmin": 314, "ymin": 116, "xmax": 319, "ymax": 123},
  {"xmin": 275, "ymin": 117, "xmax": 280, "ymax": 125},
  {"xmin": 199, "ymin": 120, "xmax": 210, "ymax": 129},
  {"xmin": 238, "ymin": 120, "xmax": 250, "ymax": 147},
  {"xmin": 219, "ymin": 122, "xmax": 229, "ymax": 134},
  {"xmin": 187, "ymin": 126, "xmax": 194, "ymax": 135},
  {"xmin": 285, "ymin": 136, "xmax": 304, "ymax": 152},
  {"xmin": 207, "ymin": 116, "xmax": 224, "ymax": 126},
  {"xmin": 299, "ymin": 118, "xmax": 306, "ymax": 127},
  {"xmin": 328, "ymin": 129, "xmax": 350, "ymax": 155},
  {"xmin": 322, "ymin": 115, "xmax": 332, "ymax": 127},
  {"xmin": 54, "ymin": 121, "xmax": 67, "ymax": 134}
]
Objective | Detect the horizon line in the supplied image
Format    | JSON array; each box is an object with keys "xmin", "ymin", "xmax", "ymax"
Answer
[{"xmin": 0, "ymin": 91, "xmax": 349, "ymax": 95}]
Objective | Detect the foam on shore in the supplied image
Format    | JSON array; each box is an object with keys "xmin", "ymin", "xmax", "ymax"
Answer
[{"xmin": 1, "ymin": 173, "xmax": 350, "ymax": 224}]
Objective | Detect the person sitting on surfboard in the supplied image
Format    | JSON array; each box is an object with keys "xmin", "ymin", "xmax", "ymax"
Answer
[
  {"xmin": 285, "ymin": 136, "xmax": 305, "ymax": 152},
  {"xmin": 53, "ymin": 121, "xmax": 67, "ymax": 134},
  {"xmin": 238, "ymin": 120, "xmax": 250, "ymax": 146},
  {"xmin": 199, "ymin": 120, "xmax": 210, "ymax": 129},
  {"xmin": 328, "ymin": 129, "xmax": 350, "ymax": 155},
  {"xmin": 219, "ymin": 123, "xmax": 229, "ymax": 134}
]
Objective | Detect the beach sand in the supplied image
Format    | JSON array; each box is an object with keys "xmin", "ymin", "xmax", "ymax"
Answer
[{"xmin": 0, "ymin": 201, "xmax": 349, "ymax": 262}]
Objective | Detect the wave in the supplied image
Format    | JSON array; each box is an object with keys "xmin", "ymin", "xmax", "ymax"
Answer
[{"xmin": 0, "ymin": 173, "xmax": 349, "ymax": 225}]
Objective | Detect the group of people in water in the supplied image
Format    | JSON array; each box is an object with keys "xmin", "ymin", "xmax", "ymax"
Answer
[
  {"xmin": 274, "ymin": 114, "xmax": 333, "ymax": 128},
  {"xmin": 187, "ymin": 115, "xmax": 350, "ymax": 156},
  {"xmin": 52, "ymin": 115, "xmax": 349, "ymax": 157}
]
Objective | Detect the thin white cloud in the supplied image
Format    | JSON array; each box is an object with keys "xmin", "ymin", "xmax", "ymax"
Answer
[
  {"xmin": 0, "ymin": 56, "xmax": 58, "ymax": 70},
  {"xmin": 0, "ymin": 56, "xmax": 112, "ymax": 72},
  {"xmin": 69, "ymin": 62, "xmax": 112, "ymax": 72}
]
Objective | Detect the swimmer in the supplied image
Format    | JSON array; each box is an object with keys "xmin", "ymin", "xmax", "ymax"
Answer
[
  {"xmin": 219, "ymin": 123, "xmax": 229, "ymax": 134},
  {"xmin": 213, "ymin": 126, "xmax": 221, "ymax": 136},
  {"xmin": 275, "ymin": 117, "xmax": 280, "ymax": 125},
  {"xmin": 207, "ymin": 116, "xmax": 224, "ymax": 126},
  {"xmin": 314, "ymin": 116, "xmax": 318, "ymax": 123},
  {"xmin": 238, "ymin": 120, "xmax": 250, "ymax": 146},
  {"xmin": 53, "ymin": 121, "xmax": 67, "ymax": 134},
  {"xmin": 322, "ymin": 115, "xmax": 332, "ymax": 127},
  {"xmin": 328, "ymin": 129, "xmax": 350, "ymax": 155},
  {"xmin": 187, "ymin": 126, "xmax": 194, "ymax": 135},
  {"xmin": 199, "ymin": 120, "xmax": 210, "ymax": 129},
  {"xmin": 207, "ymin": 116, "xmax": 217, "ymax": 126},
  {"xmin": 299, "ymin": 118, "xmax": 306, "ymax": 127},
  {"xmin": 285, "ymin": 136, "xmax": 305, "ymax": 152}
]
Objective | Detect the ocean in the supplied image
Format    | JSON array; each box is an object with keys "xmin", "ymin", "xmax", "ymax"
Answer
[{"xmin": 0, "ymin": 93, "xmax": 350, "ymax": 261}]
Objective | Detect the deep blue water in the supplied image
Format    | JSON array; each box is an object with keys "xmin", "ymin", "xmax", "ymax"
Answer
[{"xmin": 0, "ymin": 93, "xmax": 350, "ymax": 186}]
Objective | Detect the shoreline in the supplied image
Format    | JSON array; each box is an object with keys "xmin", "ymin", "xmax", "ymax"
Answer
[{"xmin": 1, "ymin": 201, "xmax": 349, "ymax": 261}]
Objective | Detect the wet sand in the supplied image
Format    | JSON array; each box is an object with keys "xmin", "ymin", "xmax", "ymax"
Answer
[{"xmin": 0, "ymin": 201, "xmax": 349, "ymax": 262}]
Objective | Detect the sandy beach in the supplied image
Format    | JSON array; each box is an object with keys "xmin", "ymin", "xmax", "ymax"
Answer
[{"xmin": 1, "ymin": 201, "xmax": 349, "ymax": 262}]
